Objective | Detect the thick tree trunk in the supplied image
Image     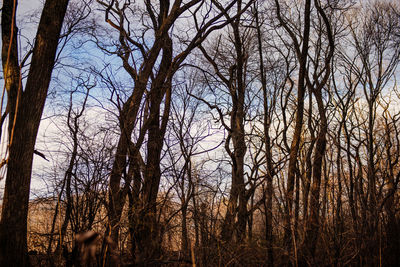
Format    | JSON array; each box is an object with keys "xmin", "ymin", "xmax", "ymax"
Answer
[
  {"xmin": 135, "ymin": 104, "xmax": 168, "ymax": 265},
  {"xmin": 135, "ymin": 38, "xmax": 172, "ymax": 265},
  {"xmin": 219, "ymin": 86, "xmax": 247, "ymax": 244},
  {"xmin": 0, "ymin": 1, "xmax": 69, "ymax": 266},
  {"xmin": 127, "ymin": 153, "xmax": 142, "ymax": 263},
  {"xmin": 136, "ymin": 122, "xmax": 164, "ymax": 264},
  {"xmin": 365, "ymin": 101, "xmax": 378, "ymax": 265},
  {"xmin": 108, "ymin": 133, "xmax": 131, "ymax": 243}
]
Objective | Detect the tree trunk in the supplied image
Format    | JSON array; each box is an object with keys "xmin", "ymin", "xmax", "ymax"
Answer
[
  {"xmin": 254, "ymin": 4, "xmax": 274, "ymax": 262},
  {"xmin": 1, "ymin": 0, "xmax": 20, "ymax": 137},
  {"xmin": 136, "ymin": 37, "xmax": 172, "ymax": 264},
  {"xmin": 274, "ymin": 0, "xmax": 311, "ymax": 255},
  {"xmin": 303, "ymin": 90, "xmax": 327, "ymax": 261},
  {"xmin": 0, "ymin": 1, "xmax": 69, "ymax": 266},
  {"xmin": 220, "ymin": 3, "xmax": 247, "ymax": 243}
]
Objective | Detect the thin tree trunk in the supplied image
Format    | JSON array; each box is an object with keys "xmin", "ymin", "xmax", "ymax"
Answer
[
  {"xmin": 254, "ymin": 4, "xmax": 274, "ymax": 262},
  {"xmin": 221, "ymin": 1, "xmax": 247, "ymax": 243},
  {"xmin": 303, "ymin": 89, "xmax": 327, "ymax": 263},
  {"xmin": 274, "ymin": 1, "xmax": 311, "ymax": 256}
]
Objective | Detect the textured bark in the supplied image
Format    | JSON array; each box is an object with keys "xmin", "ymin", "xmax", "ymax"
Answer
[{"xmin": 0, "ymin": 0, "xmax": 69, "ymax": 266}]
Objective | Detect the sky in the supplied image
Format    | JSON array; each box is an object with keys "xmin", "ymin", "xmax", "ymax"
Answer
[
  {"xmin": 0, "ymin": 0, "xmax": 60, "ymax": 199},
  {"xmin": 1, "ymin": 0, "xmax": 399, "ymax": 200},
  {"xmin": 1, "ymin": 0, "xmax": 135, "ymax": 199}
]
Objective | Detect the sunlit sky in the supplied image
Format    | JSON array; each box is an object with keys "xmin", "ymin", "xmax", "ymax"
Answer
[
  {"xmin": 1, "ymin": 0, "xmax": 400, "ymax": 200},
  {"xmin": 0, "ymin": 0, "xmax": 55, "ymax": 198}
]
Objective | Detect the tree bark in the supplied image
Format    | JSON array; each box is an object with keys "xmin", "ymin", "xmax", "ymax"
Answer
[
  {"xmin": 0, "ymin": 0, "xmax": 69, "ymax": 266},
  {"xmin": 1, "ymin": 0, "xmax": 20, "ymax": 137},
  {"xmin": 136, "ymin": 37, "xmax": 173, "ymax": 264}
]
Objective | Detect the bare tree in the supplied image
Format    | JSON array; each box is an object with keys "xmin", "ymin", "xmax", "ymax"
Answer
[
  {"xmin": 93, "ymin": 0, "xmax": 252, "ymax": 264},
  {"xmin": 0, "ymin": 0, "xmax": 70, "ymax": 265},
  {"xmin": 344, "ymin": 2, "xmax": 400, "ymax": 264},
  {"xmin": 274, "ymin": 0, "xmax": 312, "ymax": 260}
]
